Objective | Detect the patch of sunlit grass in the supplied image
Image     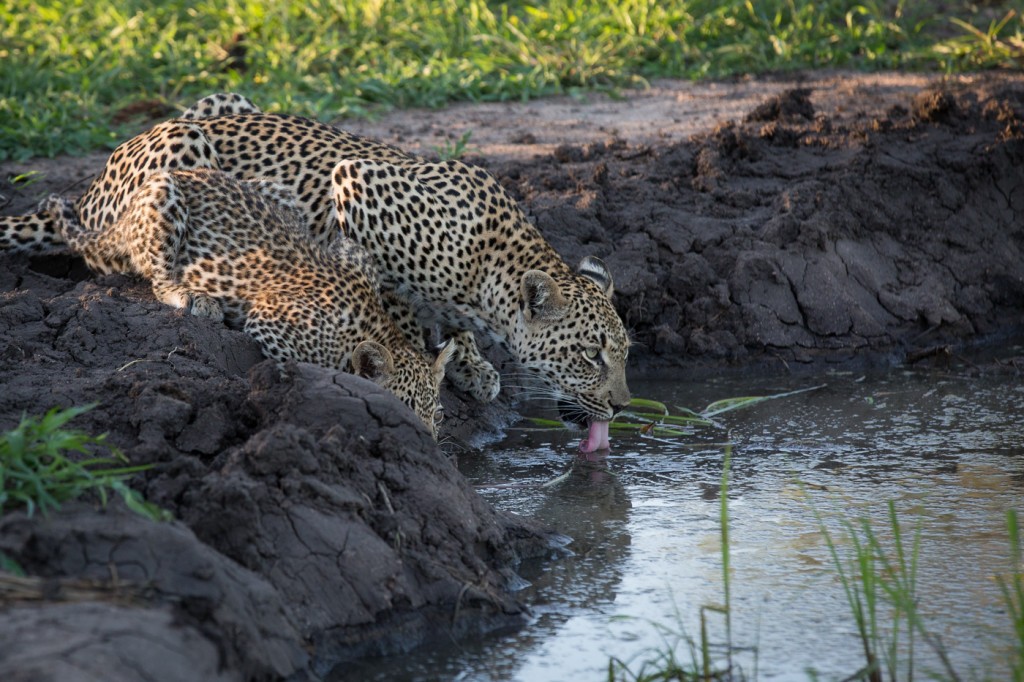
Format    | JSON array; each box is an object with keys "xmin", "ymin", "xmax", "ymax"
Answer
[
  {"xmin": 931, "ymin": 9, "xmax": 1024, "ymax": 70},
  {"xmin": 1, "ymin": 1, "xmax": 1019, "ymax": 160},
  {"xmin": 0, "ymin": 404, "xmax": 169, "ymax": 522}
]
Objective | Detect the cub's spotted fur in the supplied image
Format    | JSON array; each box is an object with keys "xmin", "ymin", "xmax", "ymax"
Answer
[
  {"xmin": 37, "ymin": 168, "xmax": 453, "ymax": 438},
  {"xmin": 0, "ymin": 94, "xmax": 631, "ymax": 436}
]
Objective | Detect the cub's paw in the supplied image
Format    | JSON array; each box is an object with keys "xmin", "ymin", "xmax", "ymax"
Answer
[{"xmin": 188, "ymin": 294, "xmax": 225, "ymax": 322}]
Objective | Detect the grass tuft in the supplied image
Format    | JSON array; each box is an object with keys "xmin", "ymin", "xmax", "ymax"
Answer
[
  {"xmin": 812, "ymin": 499, "xmax": 964, "ymax": 681},
  {"xmin": 433, "ymin": 130, "xmax": 476, "ymax": 160},
  {"xmin": 0, "ymin": 404, "xmax": 170, "ymax": 522},
  {"xmin": 0, "ymin": 550, "xmax": 25, "ymax": 576},
  {"xmin": 1000, "ymin": 509, "xmax": 1024, "ymax": 681},
  {"xmin": 1, "ymin": 1, "xmax": 1021, "ymax": 160}
]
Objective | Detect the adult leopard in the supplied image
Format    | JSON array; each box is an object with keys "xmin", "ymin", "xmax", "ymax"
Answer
[{"xmin": 0, "ymin": 94, "xmax": 630, "ymax": 451}]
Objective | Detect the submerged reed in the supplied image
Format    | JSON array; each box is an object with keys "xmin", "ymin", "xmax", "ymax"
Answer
[{"xmin": 524, "ymin": 385, "xmax": 826, "ymax": 442}]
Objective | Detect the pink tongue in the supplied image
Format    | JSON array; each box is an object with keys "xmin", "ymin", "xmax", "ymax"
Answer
[{"xmin": 579, "ymin": 420, "xmax": 610, "ymax": 453}]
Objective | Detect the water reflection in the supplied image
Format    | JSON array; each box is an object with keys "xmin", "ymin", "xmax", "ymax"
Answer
[{"xmin": 338, "ymin": 367, "xmax": 1024, "ymax": 681}]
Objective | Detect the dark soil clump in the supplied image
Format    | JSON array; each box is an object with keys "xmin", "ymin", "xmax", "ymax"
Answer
[{"xmin": 744, "ymin": 87, "xmax": 816, "ymax": 122}]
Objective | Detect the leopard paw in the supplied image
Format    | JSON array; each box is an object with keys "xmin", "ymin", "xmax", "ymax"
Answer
[{"xmin": 446, "ymin": 353, "xmax": 500, "ymax": 402}]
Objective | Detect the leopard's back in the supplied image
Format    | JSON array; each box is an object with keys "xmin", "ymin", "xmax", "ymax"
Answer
[{"xmin": 1, "ymin": 100, "xmax": 417, "ymax": 253}]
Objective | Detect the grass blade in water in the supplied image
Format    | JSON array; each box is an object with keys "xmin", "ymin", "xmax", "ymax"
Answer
[
  {"xmin": 521, "ymin": 385, "xmax": 826, "ymax": 445},
  {"xmin": 700, "ymin": 384, "xmax": 826, "ymax": 417}
]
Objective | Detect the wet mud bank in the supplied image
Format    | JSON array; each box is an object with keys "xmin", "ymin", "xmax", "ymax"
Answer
[{"xmin": 0, "ymin": 258, "xmax": 555, "ymax": 680}]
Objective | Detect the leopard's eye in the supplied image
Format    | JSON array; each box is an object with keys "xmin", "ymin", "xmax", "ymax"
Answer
[
  {"xmin": 583, "ymin": 346, "xmax": 601, "ymax": 362},
  {"xmin": 433, "ymin": 407, "xmax": 445, "ymax": 424}
]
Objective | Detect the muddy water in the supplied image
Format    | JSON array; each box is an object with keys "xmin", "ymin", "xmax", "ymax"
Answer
[{"xmin": 343, "ymin": 367, "xmax": 1024, "ymax": 681}]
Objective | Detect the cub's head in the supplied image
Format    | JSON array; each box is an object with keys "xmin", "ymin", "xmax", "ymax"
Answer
[
  {"xmin": 351, "ymin": 340, "xmax": 456, "ymax": 440},
  {"xmin": 511, "ymin": 256, "xmax": 631, "ymax": 430}
]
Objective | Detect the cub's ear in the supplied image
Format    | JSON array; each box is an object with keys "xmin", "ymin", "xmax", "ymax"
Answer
[
  {"xmin": 433, "ymin": 338, "xmax": 457, "ymax": 382},
  {"xmin": 520, "ymin": 270, "xmax": 568, "ymax": 323},
  {"xmin": 351, "ymin": 340, "xmax": 395, "ymax": 385},
  {"xmin": 577, "ymin": 256, "xmax": 614, "ymax": 298}
]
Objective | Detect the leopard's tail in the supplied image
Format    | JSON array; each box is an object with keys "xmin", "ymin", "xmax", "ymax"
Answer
[{"xmin": 0, "ymin": 206, "xmax": 66, "ymax": 252}]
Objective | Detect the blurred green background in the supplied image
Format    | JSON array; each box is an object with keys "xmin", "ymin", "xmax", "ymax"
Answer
[{"xmin": 1, "ymin": 0, "xmax": 1021, "ymax": 160}]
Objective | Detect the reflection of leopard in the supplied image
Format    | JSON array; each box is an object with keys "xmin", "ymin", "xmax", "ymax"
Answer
[
  {"xmin": 38, "ymin": 168, "xmax": 453, "ymax": 438},
  {"xmin": 0, "ymin": 93, "xmax": 630, "ymax": 450}
]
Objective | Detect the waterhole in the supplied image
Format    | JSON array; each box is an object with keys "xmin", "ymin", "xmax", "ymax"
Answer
[{"xmin": 341, "ymin": 366, "xmax": 1024, "ymax": 681}]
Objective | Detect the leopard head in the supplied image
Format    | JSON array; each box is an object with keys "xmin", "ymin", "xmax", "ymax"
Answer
[{"xmin": 511, "ymin": 256, "xmax": 631, "ymax": 427}]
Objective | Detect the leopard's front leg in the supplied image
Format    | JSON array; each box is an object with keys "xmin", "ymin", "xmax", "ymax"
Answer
[
  {"xmin": 379, "ymin": 289, "xmax": 500, "ymax": 402},
  {"xmin": 444, "ymin": 328, "xmax": 501, "ymax": 403}
]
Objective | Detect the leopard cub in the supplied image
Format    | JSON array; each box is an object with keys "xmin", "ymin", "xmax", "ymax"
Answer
[{"xmin": 38, "ymin": 168, "xmax": 453, "ymax": 438}]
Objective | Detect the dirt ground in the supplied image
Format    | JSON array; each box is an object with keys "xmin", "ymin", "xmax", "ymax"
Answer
[{"xmin": 1, "ymin": 70, "xmax": 1023, "ymax": 681}]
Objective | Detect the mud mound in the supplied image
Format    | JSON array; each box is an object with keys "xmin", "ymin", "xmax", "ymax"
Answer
[
  {"xmin": 744, "ymin": 87, "xmax": 815, "ymax": 122},
  {"xmin": 0, "ymin": 255, "xmax": 554, "ymax": 680},
  {"xmin": 486, "ymin": 77, "xmax": 1024, "ymax": 373}
]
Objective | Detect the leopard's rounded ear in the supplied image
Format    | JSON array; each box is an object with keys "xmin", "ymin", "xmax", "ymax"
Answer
[
  {"xmin": 577, "ymin": 256, "xmax": 613, "ymax": 298},
  {"xmin": 351, "ymin": 340, "xmax": 395, "ymax": 385}
]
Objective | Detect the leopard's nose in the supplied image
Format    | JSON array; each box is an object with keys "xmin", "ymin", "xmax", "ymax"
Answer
[{"xmin": 610, "ymin": 401, "xmax": 629, "ymax": 416}]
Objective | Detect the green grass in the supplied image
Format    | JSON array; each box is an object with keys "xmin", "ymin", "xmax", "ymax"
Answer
[
  {"xmin": 608, "ymin": 461, "xmax": 1023, "ymax": 680},
  {"xmin": 0, "ymin": 403, "xmax": 169, "ymax": 522},
  {"xmin": 807, "ymin": 499, "xmax": 1024, "ymax": 680},
  {"xmin": 1, "ymin": 1, "xmax": 1021, "ymax": 160},
  {"xmin": 813, "ymin": 501, "xmax": 933, "ymax": 681},
  {"xmin": 1001, "ymin": 509, "xmax": 1024, "ymax": 682},
  {"xmin": 434, "ymin": 130, "xmax": 477, "ymax": 160},
  {"xmin": 0, "ymin": 550, "xmax": 24, "ymax": 576}
]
